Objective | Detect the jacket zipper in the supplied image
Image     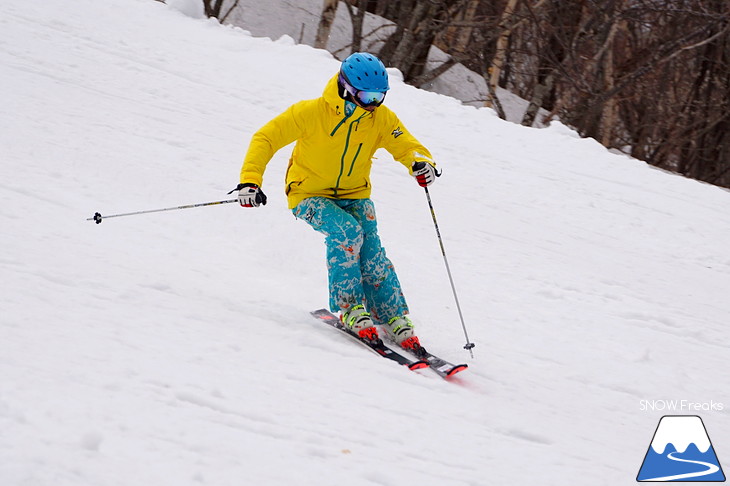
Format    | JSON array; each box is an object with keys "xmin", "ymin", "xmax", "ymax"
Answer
[
  {"xmin": 330, "ymin": 117, "xmax": 347, "ymax": 137},
  {"xmin": 333, "ymin": 113, "xmax": 367, "ymax": 196},
  {"xmin": 347, "ymin": 143, "xmax": 363, "ymax": 176}
]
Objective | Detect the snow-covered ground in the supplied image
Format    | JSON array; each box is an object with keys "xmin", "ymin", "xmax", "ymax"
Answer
[{"xmin": 1, "ymin": 1, "xmax": 729, "ymax": 485}]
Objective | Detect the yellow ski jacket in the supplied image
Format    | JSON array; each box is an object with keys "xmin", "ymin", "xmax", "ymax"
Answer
[{"xmin": 240, "ymin": 74, "xmax": 435, "ymax": 209}]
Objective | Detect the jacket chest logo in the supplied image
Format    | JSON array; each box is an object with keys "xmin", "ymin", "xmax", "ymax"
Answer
[{"xmin": 391, "ymin": 127, "xmax": 403, "ymax": 138}]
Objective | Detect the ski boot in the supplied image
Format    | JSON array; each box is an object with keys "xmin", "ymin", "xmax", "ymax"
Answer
[
  {"xmin": 383, "ymin": 315, "xmax": 423, "ymax": 355},
  {"xmin": 340, "ymin": 304, "xmax": 378, "ymax": 341}
]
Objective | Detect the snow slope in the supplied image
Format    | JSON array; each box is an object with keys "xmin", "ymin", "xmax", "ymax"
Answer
[{"xmin": 1, "ymin": 1, "xmax": 729, "ymax": 485}]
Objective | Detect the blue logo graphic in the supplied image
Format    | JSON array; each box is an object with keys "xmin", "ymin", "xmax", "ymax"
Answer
[{"xmin": 637, "ymin": 415, "xmax": 725, "ymax": 482}]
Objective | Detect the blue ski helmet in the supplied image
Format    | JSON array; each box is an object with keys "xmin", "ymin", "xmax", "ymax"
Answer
[{"xmin": 340, "ymin": 52, "xmax": 389, "ymax": 92}]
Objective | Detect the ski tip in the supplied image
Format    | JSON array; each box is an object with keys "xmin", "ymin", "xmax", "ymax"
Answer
[
  {"xmin": 445, "ymin": 364, "xmax": 468, "ymax": 378},
  {"xmin": 407, "ymin": 361, "xmax": 430, "ymax": 371}
]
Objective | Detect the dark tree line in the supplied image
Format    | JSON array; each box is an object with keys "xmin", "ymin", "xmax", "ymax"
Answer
[
  {"xmin": 205, "ymin": 0, "xmax": 730, "ymax": 189},
  {"xmin": 346, "ymin": 0, "xmax": 730, "ymax": 189}
]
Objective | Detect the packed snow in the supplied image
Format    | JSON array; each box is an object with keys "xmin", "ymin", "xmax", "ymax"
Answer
[{"xmin": 1, "ymin": 0, "xmax": 729, "ymax": 485}]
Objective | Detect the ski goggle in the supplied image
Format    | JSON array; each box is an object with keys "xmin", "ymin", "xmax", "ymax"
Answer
[{"xmin": 339, "ymin": 73, "xmax": 387, "ymax": 108}]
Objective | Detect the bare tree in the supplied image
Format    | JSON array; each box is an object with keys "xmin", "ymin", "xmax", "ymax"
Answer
[
  {"xmin": 423, "ymin": 0, "xmax": 730, "ymax": 187},
  {"xmin": 376, "ymin": 1, "xmax": 470, "ymax": 82},
  {"xmin": 547, "ymin": 1, "xmax": 730, "ymax": 185}
]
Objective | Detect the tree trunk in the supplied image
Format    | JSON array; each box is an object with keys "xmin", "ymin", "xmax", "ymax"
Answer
[
  {"xmin": 203, "ymin": 0, "xmax": 223, "ymax": 18},
  {"xmin": 485, "ymin": 0, "xmax": 519, "ymax": 108},
  {"xmin": 343, "ymin": 0, "xmax": 368, "ymax": 54},
  {"xmin": 484, "ymin": 67, "xmax": 506, "ymax": 119},
  {"xmin": 374, "ymin": 0, "xmax": 388, "ymax": 17},
  {"xmin": 444, "ymin": 0, "xmax": 481, "ymax": 54},
  {"xmin": 315, "ymin": 0, "xmax": 339, "ymax": 50},
  {"xmin": 596, "ymin": 13, "xmax": 624, "ymax": 146},
  {"xmin": 522, "ymin": 71, "xmax": 554, "ymax": 126}
]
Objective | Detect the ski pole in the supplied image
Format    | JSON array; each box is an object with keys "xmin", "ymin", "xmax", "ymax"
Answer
[
  {"xmin": 414, "ymin": 163, "xmax": 475, "ymax": 357},
  {"xmin": 87, "ymin": 199, "xmax": 238, "ymax": 224}
]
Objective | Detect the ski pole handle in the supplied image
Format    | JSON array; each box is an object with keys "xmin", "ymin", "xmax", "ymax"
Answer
[{"xmin": 87, "ymin": 199, "xmax": 238, "ymax": 224}]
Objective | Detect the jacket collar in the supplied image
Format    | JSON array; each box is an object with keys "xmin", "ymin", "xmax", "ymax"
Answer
[{"xmin": 323, "ymin": 74, "xmax": 371, "ymax": 119}]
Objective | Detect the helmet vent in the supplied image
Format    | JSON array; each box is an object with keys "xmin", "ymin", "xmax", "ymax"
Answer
[{"xmin": 340, "ymin": 52, "xmax": 389, "ymax": 92}]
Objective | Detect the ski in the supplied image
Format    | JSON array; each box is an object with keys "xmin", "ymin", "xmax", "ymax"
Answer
[
  {"xmin": 399, "ymin": 344, "xmax": 468, "ymax": 379},
  {"xmin": 310, "ymin": 309, "xmax": 429, "ymax": 371}
]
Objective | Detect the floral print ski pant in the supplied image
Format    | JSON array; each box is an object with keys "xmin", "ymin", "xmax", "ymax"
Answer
[{"xmin": 293, "ymin": 197, "xmax": 408, "ymax": 324}]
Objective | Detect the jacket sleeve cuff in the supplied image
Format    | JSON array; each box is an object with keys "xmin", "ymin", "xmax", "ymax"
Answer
[{"xmin": 240, "ymin": 172, "xmax": 263, "ymax": 187}]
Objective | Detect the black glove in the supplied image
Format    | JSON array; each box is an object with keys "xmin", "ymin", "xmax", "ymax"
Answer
[
  {"xmin": 233, "ymin": 183, "xmax": 267, "ymax": 207},
  {"xmin": 412, "ymin": 161, "xmax": 439, "ymax": 187}
]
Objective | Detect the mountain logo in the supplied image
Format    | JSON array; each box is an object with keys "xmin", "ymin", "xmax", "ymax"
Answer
[{"xmin": 637, "ymin": 415, "xmax": 725, "ymax": 482}]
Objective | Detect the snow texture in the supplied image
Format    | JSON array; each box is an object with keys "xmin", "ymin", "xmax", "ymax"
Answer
[{"xmin": 1, "ymin": 0, "xmax": 729, "ymax": 485}]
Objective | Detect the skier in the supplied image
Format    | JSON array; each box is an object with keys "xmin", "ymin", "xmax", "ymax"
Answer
[{"xmin": 234, "ymin": 52, "xmax": 438, "ymax": 351}]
